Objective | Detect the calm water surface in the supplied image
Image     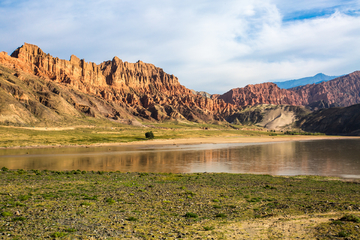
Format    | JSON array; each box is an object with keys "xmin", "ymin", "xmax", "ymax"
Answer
[{"xmin": 0, "ymin": 139, "xmax": 359, "ymax": 178}]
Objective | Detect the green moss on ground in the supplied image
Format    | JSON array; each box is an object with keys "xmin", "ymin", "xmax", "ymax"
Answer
[{"xmin": 0, "ymin": 170, "xmax": 359, "ymax": 239}]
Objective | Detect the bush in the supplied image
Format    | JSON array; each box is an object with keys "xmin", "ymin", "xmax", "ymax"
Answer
[
  {"xmin": 51, "ymin": 232, "xmax": 67, "ymax": 238},
  {"xmin": 339, "ymin": 214, "xmax": 360, "ymax": 223},
  {"xmin": 126, "ymin": 216, "xmax": 138, "ymax": 221},
  {"xmin": 1, "ymin": 211, "xmax": 12, "ymax": 217},
  {"xmin": 338, "ymin": 231, "xmax": 349, "ymax": 237},
  {"xmin": 203, "ymin": 226, "xmax": 215, "ymax": 231},
  {"xmin": 184, "ymin": 212, "xmax": 198, "ymax": 218},
  {"xmin": 145, "ymin": 131, "xmax": 154, "ymax": 139},
  {"xmin": 106, "ymin": 198, "xmax": 115, "ymax": 204}
]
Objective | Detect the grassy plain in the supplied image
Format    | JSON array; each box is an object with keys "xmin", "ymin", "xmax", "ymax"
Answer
[
  {"xmin": 0, "ymin": 121, "xmax": 323, "ymax": 148},
  {"xmin": 0, "ymin": 169, "xmax": 359, "ymax": 239},
  {"xmin": 0, "ymin": 123, "xmax": 273, "ymax": 147}
]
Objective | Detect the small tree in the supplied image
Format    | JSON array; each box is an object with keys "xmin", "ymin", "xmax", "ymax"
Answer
[{"xmin": 145, "ymin": 131, "xmax": 154, "ymax": 139}]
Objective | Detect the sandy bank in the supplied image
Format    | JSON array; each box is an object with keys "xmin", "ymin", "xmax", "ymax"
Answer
[
  {"xmin": 126, "ymin": 135, "xmax": 359, "ymax": 146},
  {"xmin": 2, "ymin": 135, "xmax": 359, "ymax": 150}
]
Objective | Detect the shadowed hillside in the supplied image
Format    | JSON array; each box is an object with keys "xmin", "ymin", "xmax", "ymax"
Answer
[{"xmin": 298, "ymin": 104, "xmax": 360, "ymax": 135}]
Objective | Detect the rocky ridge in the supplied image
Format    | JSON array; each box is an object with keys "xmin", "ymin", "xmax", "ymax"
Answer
[
  {"xmin": 219, "ymin": 72, "xmax": 360, "ymax": 108},
  {"xmin": 218, "ymin": 82, "xmax": 306, "ymax": 106},
  {"xmin": 293, "ymin": 71, "xmax": 360, "ymax": 107},
  {"xmin": 0, "ymin": 43, "xmax": 238, "ymax": 124}
]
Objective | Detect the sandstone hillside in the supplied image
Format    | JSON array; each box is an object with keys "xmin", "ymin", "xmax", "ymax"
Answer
[
  {"xmin": 218, "ymin": 72, "xmax": 360, "ymax": 108},
  {"xmin": 218, "ymin": 83, "xmax": 305, "ymax": 106},
  {"xmin": 226, "ymin": 105, "xmax": 310, "ymax": 131},
  {"xmin": 0, "ymin": 43, "xmax": 239, "ymax": 125}
]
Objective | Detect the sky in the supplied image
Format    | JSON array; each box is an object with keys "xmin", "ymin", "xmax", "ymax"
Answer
[{"xmin": 1, "ymin": 0, "xmax": 360, "ymax": 94}]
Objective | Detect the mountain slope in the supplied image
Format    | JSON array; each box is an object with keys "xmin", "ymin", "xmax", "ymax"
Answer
[
  {"xmin": 298, "ymin": 104, "xmax": 360, "ymax": 135},
  {"xmin": 218, "ymin": 82, "xmax": 306, "ymax": 106},
  {"xmin": 293, "ymin": 71, "xmax": 360, "ymax": 107},
  {"xmin": 226, "ymin": 104, "xmax": 310, "ymax": 130},
  {"xmin": 218, "ymin": 71, "xmax": 360, "ymax": 108},
  {"xmin": 273, "ymin": 73, "xmax": 339, "ymax": 89},
  {"xmin": 0, "ymin": 43, "xmax": 239, "ymax": 125}
]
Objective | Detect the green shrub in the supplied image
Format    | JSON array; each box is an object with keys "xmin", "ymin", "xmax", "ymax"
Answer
[
  {"xmin": 12, "ymin": 216, "xmax": 26, "ymax": 221},
  {"xmin": 83, "ymin": 195, "xmax": 98, "ymax": 200},
  {"xmin": 184, "ymin": 212, "xmax": 198, "ymax": 218},
  {"xmin": 338, "ymin": 231, "xmax": 349, "ymax": 237},
  {"xmin": 203, "ymin": 226, "xmax": 215, "ymax": 231},
  {"xmin": 339, "ymin": 214, "xmax": 360, "ymax": 223},
  {"xmin": 126, "ymin": 216, "xmax": 138, "ymax": 221},
  {"xmin": 80, "ymin": 202, "xmax": 92, "ymax": 206},
  {"xmin": 18, "ymin": 195, "xmax": 30, "ymax": 201},
  {"xmin": 17, "ymin": 169, "xmax": 26, "ymax": 174},
  {"xmin": 145, "ymin": 131, "xmax": 154, "ymax": 139},
  {"xmin": 247, "ymin": 197, "xmax": 262, "ymax": 203},
  {"xmin": 106, "ymin": 198, "xmax": 115, "ymax": 204},
  {"xmin": 51, "ymin": 232, "xmax": 67, "ymax": 238},
  {"xmin": 1, "ymin": 167, "xmax": 8, "ymax": 172},
  {"xmin": 1, "ymin": 212, "xmax": 12, "ymax": 217}
]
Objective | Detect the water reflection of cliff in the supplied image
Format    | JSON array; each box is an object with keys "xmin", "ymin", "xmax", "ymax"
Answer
[{"xmin": 0, "ymin": 140, "xmax": 359, "ymax": 177}]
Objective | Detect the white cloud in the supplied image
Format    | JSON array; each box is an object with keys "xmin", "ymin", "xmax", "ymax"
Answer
[{"xmin": 1, "ymin": 0, "xmax": 360, "ymax": 93}]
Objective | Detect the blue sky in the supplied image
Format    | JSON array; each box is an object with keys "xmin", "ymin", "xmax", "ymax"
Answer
[{"xmin": 1, "ymin": 0, "xmax": 360, "ymax": 93}]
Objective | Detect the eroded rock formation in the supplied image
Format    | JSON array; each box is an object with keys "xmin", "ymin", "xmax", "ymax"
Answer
[
  {"xmin": 293, "ymin": 71, "xmax": 360, "ymax": 107},
  {"xmin": 0, "ymin": 43, "xmax": 238, "ymax": 123},
  {"xmin": 218, "ymin": 82, "xmax": 306, "ymax": 106},
  {"xmin": 219, "ymin": 72, "xmax": 360, "ymax": 108}
]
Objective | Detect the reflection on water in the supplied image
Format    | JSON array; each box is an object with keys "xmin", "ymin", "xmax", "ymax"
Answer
[{"xmin": 0, "ymin": 139, "xmax": 359, "ymax": 178}]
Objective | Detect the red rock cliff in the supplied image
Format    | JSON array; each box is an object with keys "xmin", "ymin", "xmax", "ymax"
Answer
[
  {"xmin": 293, "ymin": 71, "xmax": 360, "ymax": 107},
  {"xmin": 218, "ymin": 82, "xmax": 305, "ymax": 106},
  {"xmin": 218, "ymin": 73, "xmax": 360, "ymax": 108},
  {"xmin": 2, "ymin": 43, "xmax": 238, "ymax": 122}
]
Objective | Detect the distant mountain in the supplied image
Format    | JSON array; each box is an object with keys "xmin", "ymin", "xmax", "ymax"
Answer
[
  {"xmin": 273, "ymin": 73, "xmax": 339, "ymax": 89},
  {"xmin": 218, "ymin": 71, "xmax": 360, "ymax": 108}
]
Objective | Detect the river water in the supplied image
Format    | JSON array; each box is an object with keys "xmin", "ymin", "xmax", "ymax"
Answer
[{"xmin": 0, "ymin": 139, "xmax": 359, "ymax": 178}]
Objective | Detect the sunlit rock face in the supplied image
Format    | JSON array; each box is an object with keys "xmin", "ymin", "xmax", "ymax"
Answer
[
  {"xmin": 0, "ymin": 43, "xmax": 239, "ymax": 123},
  {"xmin": 218, "ymin": 72, "xmax": 360, "ymax": 108}
]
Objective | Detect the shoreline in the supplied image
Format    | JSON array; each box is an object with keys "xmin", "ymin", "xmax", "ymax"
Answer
[{"xmin": 1, "ymin": 135, "xmax": 359, "ymax": 150}]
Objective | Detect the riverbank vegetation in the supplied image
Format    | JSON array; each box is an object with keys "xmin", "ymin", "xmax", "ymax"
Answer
[
  {"xmin": 0, "ymin": 170, "xmax": 359, "ymax": 239},
  {"xmin": 0, "ymin": 121, "xmax": 322, "ymax": 148}
]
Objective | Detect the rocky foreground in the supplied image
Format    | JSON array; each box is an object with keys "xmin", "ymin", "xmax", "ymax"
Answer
[{"xmin": 1, "ymin": 169, "xmax": 359, "ymax": 239}]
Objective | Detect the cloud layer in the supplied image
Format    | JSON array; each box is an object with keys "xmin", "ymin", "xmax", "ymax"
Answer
[{"xmin": 1, "ymin": 0, "xmax": 360, "ymax": 93}]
